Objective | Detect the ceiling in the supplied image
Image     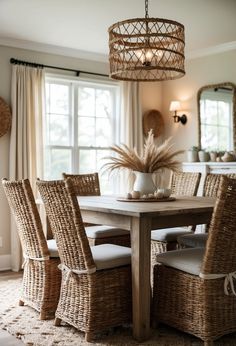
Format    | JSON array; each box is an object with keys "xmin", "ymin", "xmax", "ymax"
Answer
[{"xmin": 0, "ymin": 0, "xmax": 236, "ymax": 62}]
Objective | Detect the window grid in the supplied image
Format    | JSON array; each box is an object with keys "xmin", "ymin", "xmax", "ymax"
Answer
[
  {"xmin": 200, "ymin": 93, "xmax": 233, "ymax": 152},
  {"xmin": 44, "ymin": 76, "xmax": 120, "ymax": 194}
]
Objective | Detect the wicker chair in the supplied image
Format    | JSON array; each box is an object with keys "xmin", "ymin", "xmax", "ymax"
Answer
[
  {"xmin": 151, "ymin": 172, "xmax": 201, "ymax": 258},
  {"xmin": 37, "ymin": 178, "xmax": 132, "ymax": 341},
  {"xmin": 152, "ymin": 176, "xmax": 236, "ymax": 345},
  {"xmin": 2, "ymin": 178, "xmax": 61, "ymax": 320},
  {"xmin": 62, "ymin": 173, "xmax": 130, "ymax": 247},
  {"xmin": 178, "ymin": 173, "xmax": 236, "ymax": 248}
]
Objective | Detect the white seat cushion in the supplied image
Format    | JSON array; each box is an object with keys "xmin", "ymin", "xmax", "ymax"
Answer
[
  {"xmin": 47, "ymin": 239, "xmax": 59, "ymax": 258},
  {"xmin": 151, "ymin": 227, "xmax": 193, "ymax": 242},
  {"xmin": 91, "ymin": 244, "xmax": 131, "ymax": 270},
  {"xmin": 85, "ymin": 225, "xmax": 129, "ymax": 239},
  {"xmin": 155, "ymin": 248, "xmax": 205, "ymax": 276},
  {"xmin": 178, "ymin": 233, "xmax": 208, "ymax": 248},
  {"xmin": 47, "ymin": 240, "xmax": 131, "ymax": 270}
]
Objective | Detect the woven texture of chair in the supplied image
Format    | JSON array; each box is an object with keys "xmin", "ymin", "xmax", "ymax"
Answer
[
  {"xmin": 151, "ymin": 172, "xmax": 201, "ymax": 257},
  {"xmin": 62, "ymin": 173, "xmax": 130, "ymax": 247},
  {"xmin": 37, "ymin": 178, "xmax": 132, "ymax": 341},
  {"xmin": 178, "ymin": 173, "xmax": 236, "ymax": 248},
  {"xmin": 2, "ymin": 178, "xmax": 61, "ymax": 320},
  {"xmin": 152, "ymin": 176, "xmax": 236, "ymax": 345},
  {"xmin": 62, "ymin": 172, "xmax": 101, "ymax": 196}
]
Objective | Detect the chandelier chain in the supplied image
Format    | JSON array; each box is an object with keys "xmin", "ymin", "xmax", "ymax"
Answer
[{"xmin": 145, "ymin": 0, "xmax": 149, "ymax": 18}]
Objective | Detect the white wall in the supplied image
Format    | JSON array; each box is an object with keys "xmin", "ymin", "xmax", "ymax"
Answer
[
  {"xmin": 0, "ymin": 44, "xmax": 235, "ymax": 267},
  {"xmin": 161, "ymin": 50, "xmax": 236, "ymax": 158}
]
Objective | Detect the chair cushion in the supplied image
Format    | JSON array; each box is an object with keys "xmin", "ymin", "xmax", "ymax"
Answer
[
  {"xmin": 155, "ymin": 248, "xmax": 205, "ymax": 276},
  {"xmin": 91, "ymin": 244, "xmax": 131, "ymax": 270},
  {"xmin": 151, "ymin": 227, "xmax": 193, "ymax": 242},
  {"xmin": 85, "ymin": 225, "xmax": 129, "ymax": 239},
  {"xmin": 47, "ymin": 240, "xmax": 131, "ymax": 270},
  {"xmin": 47, "ymin": 239, "xmax": 59, "ymax": 258},
  {"xmin": 178, "ymin": 233, "xmax": 208, "ymax": 248}
]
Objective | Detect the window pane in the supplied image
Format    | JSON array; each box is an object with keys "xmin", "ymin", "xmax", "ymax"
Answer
[
  {"xmin": 96, "ymin": 89, "xmax": 112, "ymax": 118},
  {"xmin": 79, "ymin": 149, "xmax": 111, "ymax": 172},
  {"xmin": 201, "ymin": 100, "xmax": 218, "ymax": 125},
  {"xmin": 78, "ymin": 87, "xmax": 95, "ymax": 116},
  {"xmin": 49, "ymin": 83, "xmax": 69, "ymax": 115},
  {"xmin": 96, "ymin": 150, "xmax": 113, "ymax": 194},
  {"xmin": 48, "ymin": 114, "xmax": 70, "ymax": 146},
  {"xmin": 78, "ymin": 149, "xmax": 113, "ymax": 194},
  {"xmin": 96, "ymin": 118, "xmax": 112, "ymax": 146},
  {"xmin": 96, "ymin": 149, "xmax": 110, "ymax": 171},
  {"xmin": 78, "ymin": 149, "xmax": 96, "ymax": 173},
  {"xmin": 78, "ymin": 117, "xmax": 95, "ymax": 146},
  {"xmin": 218, "ymin": 127, "xmax": 230, "ymax": 151},
  {"xmin": 201, "ymin": 125, "xmax": 218, "ymax": 151},
  {"xmin": 218, "ymin": 102, "xmax": 230, "ymax": 126},
  {"xmin": 44, "ymin": 148, "xmax": 72, "ymax": 180}
]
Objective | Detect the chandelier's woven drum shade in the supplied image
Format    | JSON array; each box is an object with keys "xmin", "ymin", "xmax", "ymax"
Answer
[{"xmin": 108, "ymin": 18, "xmax": 185, "ymax": 81}]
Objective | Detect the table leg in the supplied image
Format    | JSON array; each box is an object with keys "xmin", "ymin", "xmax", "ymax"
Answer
[{"xmin": 130, "ymin": 216, "xmax": 151, "ymax": 341}]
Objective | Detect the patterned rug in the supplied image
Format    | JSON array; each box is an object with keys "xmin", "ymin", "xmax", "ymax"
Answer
[{"xmin": 0, "ymin": 277, "xmax": 236, "ymax": 345}]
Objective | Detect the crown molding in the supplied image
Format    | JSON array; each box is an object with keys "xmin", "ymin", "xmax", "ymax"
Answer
[
  {"xmin": 0, "ymin": 37, "xmax": 108, "ymax": 63},
  {"xmin": 0, "ymin": 37, "xmax": 235, "ymax": 63},
  {"xmin": 187, "ymin": 41, "xmax": 236, "ymax": 60}
]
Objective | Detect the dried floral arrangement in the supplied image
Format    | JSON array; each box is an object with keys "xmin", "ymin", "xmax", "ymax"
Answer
[{"xmin": 103, "ymin": 129, "xmax": 184, "ymax": 173}]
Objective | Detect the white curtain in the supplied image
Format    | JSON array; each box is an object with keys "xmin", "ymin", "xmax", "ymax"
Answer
[
  {"xmin": 119, "ymin": 81, "xmax": 144, "ymax": 193},
  {"xmin": 9, "ymin": 65, "xmax": 44, "ymax": 271}
]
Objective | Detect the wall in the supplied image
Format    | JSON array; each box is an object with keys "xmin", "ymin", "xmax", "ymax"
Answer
[
  {"xmin": 161, "ymin": 49, "xmax": 236, "ymax": 158},
  {"xmin": 0, "ymin": 45, "xmax": 108, "ymax": 269}
]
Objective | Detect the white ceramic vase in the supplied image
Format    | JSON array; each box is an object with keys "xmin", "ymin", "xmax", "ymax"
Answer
[{"xmin": 133, "ymin": 171, "xmax": 156, "ymax": 195}]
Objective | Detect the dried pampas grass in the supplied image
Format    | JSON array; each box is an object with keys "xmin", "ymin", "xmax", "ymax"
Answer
[{"xmin": 103, "ymin": 129, "xmax": 184, "ymax": 173}]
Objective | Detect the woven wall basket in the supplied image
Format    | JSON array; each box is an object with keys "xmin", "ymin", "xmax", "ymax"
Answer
[
  {"xmin": 143, "ymin": 109, "xmax": 164, "ymax": 138},
  {"xmin": 0, "ymin": 97, "xmax": 11, "ymax": 137}
]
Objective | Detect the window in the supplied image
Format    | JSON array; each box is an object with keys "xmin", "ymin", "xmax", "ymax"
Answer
[
  {"xmin": 200, "ymin": 89, "xmax": 233, "ymax": 151},
  {"xmin": 44, "ymin": 75, "xmax": 120, "ymax": 194}
]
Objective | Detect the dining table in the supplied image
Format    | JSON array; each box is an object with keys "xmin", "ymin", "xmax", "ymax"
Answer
[{"xmin": 77, "ymin": 194, "xmax": 215, "ymax": 342}]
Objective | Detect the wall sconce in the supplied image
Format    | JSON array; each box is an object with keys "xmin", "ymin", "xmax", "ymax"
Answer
[{"xmin": 169, "ymin": 101, "xmax": 187, "ymax": 125}]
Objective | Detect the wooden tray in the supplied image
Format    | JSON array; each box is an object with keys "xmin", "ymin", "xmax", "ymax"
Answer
[{"xmin": 117, "ymin": 197, "xmax": 176, "ymax": 202}]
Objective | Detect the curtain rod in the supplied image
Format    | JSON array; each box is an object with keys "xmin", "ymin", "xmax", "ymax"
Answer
[{"xmin": 10, "ymin": 58, "xmax": 109, "ymax": 78}]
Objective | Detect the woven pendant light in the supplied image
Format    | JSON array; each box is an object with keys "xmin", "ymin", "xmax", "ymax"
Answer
[{"xmin": 108, "ymin": 0, "xmax": 185, "ymax": 81}]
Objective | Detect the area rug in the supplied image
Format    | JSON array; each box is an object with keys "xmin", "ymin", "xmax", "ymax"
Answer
[{"xmin": 0, "ymin": 277, "xmax": 236, "ymax": 345}]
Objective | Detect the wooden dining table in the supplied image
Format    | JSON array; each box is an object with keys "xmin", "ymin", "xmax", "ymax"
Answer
[{"xmin": 77, "ymin": 195, "xmax": 215, "ymax": 342}]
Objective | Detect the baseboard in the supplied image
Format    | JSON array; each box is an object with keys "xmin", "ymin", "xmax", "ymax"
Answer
[{"xmin": 0, "ymin": 254, "xmax": 11, "ymax": 271}]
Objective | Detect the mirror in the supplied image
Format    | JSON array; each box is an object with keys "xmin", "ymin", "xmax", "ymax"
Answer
[{"xmin": 198, "ymin": 82, "xmax": 236, "ymax": 151}]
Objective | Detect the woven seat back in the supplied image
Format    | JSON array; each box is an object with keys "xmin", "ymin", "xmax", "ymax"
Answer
[
  {"xmin": 37, "ymin": 179, "xmax": 95, "ymax": 271},
  {"xmin": 62, "ymin": 173, "xmax": 100, "ymax": 196},
  {"xmin": 203, "ymin": 173, "xmax": 236, "ymax": 197},
  {"xmin": 2, "ymin": 178, "xmax": 49, "ymax": 258},
  {"xmin": 171, "ymin": 172, "xmax": 201, "ymax": 196},
  {"xmin": 202, "ymin": 176, "xmax": 236, "ymax": 275}
]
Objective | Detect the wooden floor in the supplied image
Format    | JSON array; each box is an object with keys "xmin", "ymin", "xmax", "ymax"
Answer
[
  {"xmin": 0, "ymin": 270, "xmax": 23, "ymax": 281},
  {"xmin": 0, "ymin": 271, "xmax": 23, "ymax": 345}
]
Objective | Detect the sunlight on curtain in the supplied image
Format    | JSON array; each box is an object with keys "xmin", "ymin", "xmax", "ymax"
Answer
[
  {"xmin": 9, "ymin": 65, "xmax": 44, "ymax": 271},
  {"xmin": 119, "ymin": 81, "xmax": 144, "ymax": 193}
]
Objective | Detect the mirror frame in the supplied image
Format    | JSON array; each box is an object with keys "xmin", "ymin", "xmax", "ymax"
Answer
[{"xmin": 197, "ymin": 82, "xmax": 236, "ymax": 151}]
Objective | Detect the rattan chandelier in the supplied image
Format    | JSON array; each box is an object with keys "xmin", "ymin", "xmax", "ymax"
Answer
[{"xmin": 108, "ymin": 0, "xmax": 185, "ymax": 82}]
